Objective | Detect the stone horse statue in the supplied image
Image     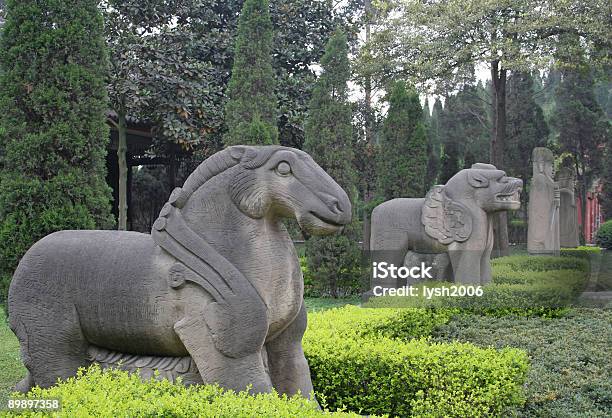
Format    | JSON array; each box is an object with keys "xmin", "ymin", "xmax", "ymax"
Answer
[{"xmin": 8, "ymin": 145, "xmax": 351, "ymax": 397}]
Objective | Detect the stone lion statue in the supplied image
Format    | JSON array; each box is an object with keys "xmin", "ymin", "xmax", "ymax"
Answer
[{"xmin": 369, "ymin": 163, "xmax": 522, "ymax": 287}]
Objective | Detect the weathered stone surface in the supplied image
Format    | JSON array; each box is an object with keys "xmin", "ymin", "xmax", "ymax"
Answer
[
  {"xmin": 8, "ymin": 145, "xmax": 351, "ymax": 397},
  {"xmin": 528, "ymin": 147, "xmax": 560, "ymax": 255},
  {"xmin": 370, "ymin": 163, "xmax": 522, "ymax": 287},
  {"xmin": 556, "ymin": 166, "xmax": 580, "ymax": 248}
]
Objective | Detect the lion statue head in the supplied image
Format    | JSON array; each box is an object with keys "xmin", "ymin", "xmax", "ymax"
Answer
[{"xmin": 421, "ymin": 163, "xmax": 523, "ymax": 244}]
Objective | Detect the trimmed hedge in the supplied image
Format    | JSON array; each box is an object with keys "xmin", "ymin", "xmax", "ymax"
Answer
[
  {"xmin": 560, "ymin": 246, "xmax": 602, "ymax": 258},
  {"xmin": 364, "ymin": 256, "xmax": 589, "ymax": 317},
  {"xmin": 491, "ymin": 255, "xmax": 589, "ymax": 272},
  {"xmin": 433, "ymin": 309, "xmax": 612, "ymax": 417},
  {"xmin": 9, "ymin": 366, "xmax": 360, "ymax": 417},
  {"xmin": 303, "ymin": 306, "xmax": 529, "ymax": 417}
]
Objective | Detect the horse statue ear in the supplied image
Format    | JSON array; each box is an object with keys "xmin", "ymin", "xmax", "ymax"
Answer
[
  {"xmin": 422, "ymin": 186, "xmax": 473, "ymax": 244},
  {"xmin": 229, "ymin": 146, "xmax": 247, "ymax": 160}
]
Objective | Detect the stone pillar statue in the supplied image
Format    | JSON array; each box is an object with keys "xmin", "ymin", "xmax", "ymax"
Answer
[
  {"xmin": 556, "ymin": 166, "xmax": 580, "ymax": 248},
  {"xmin": 528, "ymin": 147, "xmax": 560, "ymax": 256}
]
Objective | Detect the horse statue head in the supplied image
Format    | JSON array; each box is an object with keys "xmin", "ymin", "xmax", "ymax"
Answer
[{"xmin": 168, "ymin": 145, "xmax": 352, "ymax": 235}]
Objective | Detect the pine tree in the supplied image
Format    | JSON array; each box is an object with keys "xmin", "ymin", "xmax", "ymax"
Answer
[
  {"xmin": 377, "ymin": 82, "xmax": 427, "ymax": 199},
  {"xmin": 0, "ymin": 0, "xmax": 114, "ymax": 303},
  {"xmin": 224, "ymin": 0, "xmax": 278, "ymax": 146},
  {"xmin": 303, "ymin": 30, "xmax": 360, "ymax": 298}
]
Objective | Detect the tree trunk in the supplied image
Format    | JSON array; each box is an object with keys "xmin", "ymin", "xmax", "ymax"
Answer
[
  {"xmin": 117, "ymin": 108, "xmax": 128, "ymax": 231},
  {"xmin": 490, "ymin": 61, "xmax": 510, "ymax": 257},
  {"xmin": 364, "ymin": 0, "xmax": 373, "ymax": 145},
  {"xmin": 577, "ymin": 160, "xmax": 588, "ymax": 244}
]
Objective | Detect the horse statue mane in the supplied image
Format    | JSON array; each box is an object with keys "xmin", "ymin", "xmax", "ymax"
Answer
[
  {"xmin": 150, "ymin": 146, "xmax": 292, "ymax": 359},
  {"xmin": 169, "ymin": 145, "xmax": 281, "ymax": 209}
]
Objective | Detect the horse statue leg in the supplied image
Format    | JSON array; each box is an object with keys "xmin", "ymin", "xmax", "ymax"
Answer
[
  {"xmin": 173, "ymin": 308, "xmax": 272, "ymax": 394},
  {"xmin": 265, "ymin": 303, "xmax": 315, "ymax": 398}
]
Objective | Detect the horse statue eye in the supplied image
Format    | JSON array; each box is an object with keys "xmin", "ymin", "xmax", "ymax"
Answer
[{"xmin": 276, "ymin": 161, "xmax": 291, "ymax": 176}]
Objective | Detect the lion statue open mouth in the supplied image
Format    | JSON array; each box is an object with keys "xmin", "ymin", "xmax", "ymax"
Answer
[{"xmin": 370, "ymin": 163, "xmax": 522, "ymax": 288}]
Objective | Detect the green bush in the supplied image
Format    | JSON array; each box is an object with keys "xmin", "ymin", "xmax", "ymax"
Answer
[
  {"xmin": 365, "ymin": 256, "xmax": 589, "ymax": 317},
  {"xmin": 433, "ymin": 309, "xmax": 612, "ymax": 417},
  {"xmin": 9, "ymin": 366, "xmax": 361, "ymax": 417},
  {"xmin": 303, "ymin": 306, "xmax": 529, "ymax": 417},
  {"xmin": 304, "ymin": 305, "xmax": 455, "ymax": 341},
  {"xmin": 491, "ymin": 255, "xmax": 589, "ymax": 272},
  {"xmin": 561, "ymin": 245, "xmax": 601, "ymax": 255},
  {"xmin": 595, "ymin": 220, "xmax": 612, "ymax": 249}
]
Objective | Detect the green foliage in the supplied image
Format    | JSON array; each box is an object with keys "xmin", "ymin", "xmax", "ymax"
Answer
[
  {"xmin": 365, "ymin": 256, "xmax": 590, "ymax": 317},
  {"xmin": 560, "ymin": 245, "xmax": 602, "ymax": 260},
  {"xmin": 303, "ymin": 296, "xmax": 360, "ymax": 312},
  {"xmin": 595, "ymin": 220, "xmax": 612, "ymax": 249},
  {"xmin": 433, "ymin": 309, "xmax": 612, "ymax": 417},
  {"xmin": 0, "ymin": 0, "xmax": 114, "ymax": 304},
  {"xmin": 304, "ymin": 306, "xmax": 529, "ymax": 417},
  {"xmin": 105, "ymin": 1, "xmax": 225, "ymax": 150},
  {"xmin": 377, "ymin": 82, "xmax": 427, "ymax": 199},
  {"xmin": 0, "ymin": 305, "xmax": 26, "ymax": 408},
  {"xmin": 434, "ymin": 83, "xmax": 491, "ymax": 184},
  {"xmin": 304, "ymin": 30, "xmax": 360, "ymax": 298},
  {"xmin": 424, "ymin": 98, "xmax": 443, "ymax": 189},
  {"xmin": 554, "ymin": 49, "xmax": 609, "ymax": 240},
  {"xmin": 9, "ymin": 365, "xmax": 361, "ymax": 417},
  {"xmin": 506, "ymin": 72, "xmax": 550, "ymax": 188},
  {"xmin": 224, "ymin": 0, "xmax": 278, "ymax": 146},
  {"xmin": 491, "ymin": 254, "xmax": 589, "ymax": 272}
]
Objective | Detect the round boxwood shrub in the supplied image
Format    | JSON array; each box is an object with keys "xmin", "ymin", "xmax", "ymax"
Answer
[{"xmin": 595, "ymin": 220, "xmax": 612, "ymax": 249}]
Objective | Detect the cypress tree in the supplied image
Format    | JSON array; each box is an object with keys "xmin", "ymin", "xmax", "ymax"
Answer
[
  {"xmin": 0, "ymin": 0, "xmax": 114, "ymax": 303},
  {"xmin": 303, "ymin": 29, "xmax": 360, "ymax": 298},
  {"xmin": 224, "ymin": 0, "xmax": 278, "ymax": 146},
  {"xmin": 506, "ymin": 72, "xmax": 549, "ymax": 194},
  {"xmin": 555, "ymin": 64, "xmax": 608, "ymax": 241},
  {"xmin": 438, "ymin": 95, "xmax": 461, "ymax": 185},
  {"xmin": 377, "ymin": 82, "xmax": 427, "ymax": 199}
]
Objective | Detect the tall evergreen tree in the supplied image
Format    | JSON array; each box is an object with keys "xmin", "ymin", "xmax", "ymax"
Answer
[
  {"xmin": 224, "ymin": 0, "xmax": 278, "ymax": 146},
  {"xmin": 304, "ymin": 29, "xmax": 360, "ymax": 298},
  {"xmin": 438, "ymin": 95, "xmax": 462, "ymax": 184},
  {"xmin": 437, "ymin": 83, "xmax": 490, "ymax": 184},
  {"xmin": 0, "ymin": 0, "xmax": 114, "ymax": 303},
  {"xmin": 506, "ymin": 72, "xmax": 550, "ymax": 196},
  {"xmin": 555, "ymin": 64, "xmax": 608, "ymax": 241},
  {"xmin": 377, "ymin": 82, "xmax": 427, "ymax": 199},
  {"xmin": 426, "ymin": 98, "xmax": 443, "ymax": 187}
]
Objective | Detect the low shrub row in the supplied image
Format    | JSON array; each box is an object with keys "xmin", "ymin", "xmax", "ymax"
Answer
[
  {"xmin": 365, "ymin": 256, "xmax": 590, "ymax": 317},
  {"xmin": 303, "ymin": 306, "xmax": 529, "ymax": 417},
  {"xmin": 433, "ymin": 309, "xmax": 612, "ymax": 417},
  {"xmin": 9, "ymin": 366, "xmax": 361, "ymax": 418},
  {"xmin": 560, "ymin": 246, "xmax": 602, "ymax": 258},
  {"xmin": 491, "ymin": 254, "xmax": 589, "ymax": 272}
]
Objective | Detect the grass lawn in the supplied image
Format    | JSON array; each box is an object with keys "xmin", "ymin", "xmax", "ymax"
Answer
[{"xmin": 0, "ymin": 306, "xmax": 26, "ymax": 409}]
